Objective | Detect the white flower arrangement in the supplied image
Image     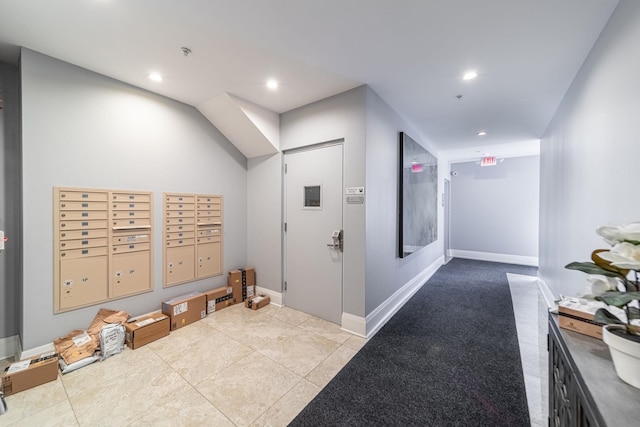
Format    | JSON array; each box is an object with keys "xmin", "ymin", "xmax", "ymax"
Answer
[{"xmin": 566, "ymin": 222, "xmax": 640, "ymax": 334}]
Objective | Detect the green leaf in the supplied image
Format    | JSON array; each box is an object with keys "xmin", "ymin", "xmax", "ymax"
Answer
[
  {"xmin": 594, "ymin": 308, "xmax": 625, "ymax": 325},
  {"xmin": 564, "ymin": 262, "xmax": 625, "ymax": 278},
  {"xmin": 624, "ymin": 280, "xmax": 639, "ymax": 292},
  {"xmin": 628, "ymin": 306, "xmax": 640, "ymax": 321},
  {"xmin": 595, "ymin": 292, "xmax": 640, "ymax": 308}
]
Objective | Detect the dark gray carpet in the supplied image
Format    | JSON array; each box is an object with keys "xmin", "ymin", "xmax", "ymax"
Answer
[{"xmin": 290, "ymin": 258, "xmax": 536, "ymax": 427}]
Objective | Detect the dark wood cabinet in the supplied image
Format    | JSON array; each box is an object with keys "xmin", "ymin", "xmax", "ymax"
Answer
[
  {"xmin": 549, "ymin": 313, "xmax": 640, "ymax": 427},
  {"xmin": 549, "ymin": 315, "xmax": 601, "ymax": 426}
]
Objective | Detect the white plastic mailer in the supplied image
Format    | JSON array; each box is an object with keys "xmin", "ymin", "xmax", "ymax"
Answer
[{"xmin": 99, "ymin": 323, "xmax": 125, "ymax": 361}]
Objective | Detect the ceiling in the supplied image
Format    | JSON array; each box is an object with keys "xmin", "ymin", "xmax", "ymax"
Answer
[{"xmin": 0, "ymin": 0, "xmax": 619, "ymax": 160}]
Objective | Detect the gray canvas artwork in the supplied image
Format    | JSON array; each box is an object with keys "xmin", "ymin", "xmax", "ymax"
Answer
[{"xmin": 399, "ymin": 132, "xmax": 438, "ymax": 257}]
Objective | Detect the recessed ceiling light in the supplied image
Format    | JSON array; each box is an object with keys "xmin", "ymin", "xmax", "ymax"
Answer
[
  {"xmin": 266, "ymin": 79, "xmax": 279, "ymax": 90},
  {"xmin": 148, "ymin": 72, "xmax": 163, "ymax": 82},
  {"xmin": 462, "ymin": 70, "xmax": 478, "ymax": 81},
  {"xmin": 477, "ymin": 131, "xmax": 487, "ymax": 136}
]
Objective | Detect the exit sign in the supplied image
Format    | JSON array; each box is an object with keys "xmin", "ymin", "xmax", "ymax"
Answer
[{"xmin": 481, "ymin": 156, "xmax": 496, "ymax": 167}]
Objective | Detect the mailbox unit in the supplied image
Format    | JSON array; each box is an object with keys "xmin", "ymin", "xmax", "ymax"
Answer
[
  {"xmin": 54, "ymin": 187, "xmax": 154, "ymax": 313},
  {"xmin": 163, "ymin": 193, "xmax": 222, "ymax": 287}
]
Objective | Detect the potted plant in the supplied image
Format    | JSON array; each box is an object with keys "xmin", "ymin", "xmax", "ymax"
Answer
[{"xmin": 565, "ymin": 222, "xmax": 640, "ymax": 389}]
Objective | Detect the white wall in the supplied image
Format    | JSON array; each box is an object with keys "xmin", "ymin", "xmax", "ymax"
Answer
[
  {"xmin": 364, "ymin": 88, "xmax": 444, "ymax": 314},
  {"xmin": 540, "ymin": 0, "xmax": 640, "ymax": 298},
  {"xmin": 450, "ymin": 155, "xmax": 539, "ymax": 265},
  {"xmin": 20, "ymin": 49, "xmax": 248, "ymax": 350}
]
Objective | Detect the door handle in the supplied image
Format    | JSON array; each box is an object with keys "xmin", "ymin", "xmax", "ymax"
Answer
[{"xmin": 327, "ymin": 230, "xmax": 343, "ymax": 252}]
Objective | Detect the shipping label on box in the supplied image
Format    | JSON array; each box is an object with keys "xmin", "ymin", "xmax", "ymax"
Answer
[
  {"xmin": 2, "ymin": 353, "xmax": 59, "ymax": 396},
  {"xmin": 125, "ymin": 311, "xmax": 170, "ymax": 349},
  {"xmin": 229, "ymin": 267, "xmax": 255, "ymax": 303},
  {"xmin": 246, "ymin": 285, "xmax": 255, "ymax": 299},
  {"xmin": 204, "ymin": 286, "xmax": 234, "ymax": 314},
  {"xmin": 162, "ymin": 292, "xmax": 207, "ymax": 331},
  {"xmin": 173, "ymin": 302, "xmax": 188, "ymax": 316}
]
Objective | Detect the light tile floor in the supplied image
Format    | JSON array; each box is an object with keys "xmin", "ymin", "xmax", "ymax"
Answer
[
  {"xmin": 1, "ymin": 304, "xmax": 366, "ymax": 427},
  {"xmin": 2, "ymin": 272, "xmax": 547, "ymax": 427},
  {"xmin": 508, "ymin": 273, "xmax": 550, "ymax": 427}
]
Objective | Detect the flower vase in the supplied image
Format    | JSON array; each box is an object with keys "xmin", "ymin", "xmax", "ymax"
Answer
[{"xmin": 602, "ymin": 324, "xmax": 640, "ymax": 389}]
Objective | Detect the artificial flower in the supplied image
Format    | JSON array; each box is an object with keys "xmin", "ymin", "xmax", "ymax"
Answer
[
  {"xmin": 596, "ymin": 222, "xmax": 640, "ymax": 245},
  {"xmin": 596, "ymin": 242, "xmax": 640, "ymax": 270},
  {"xmin": 565, "ymin": 222, "xmax": 640, "ymax": 335},
  {"xmin": 580, "ymin": 274, "xmax": 621, "ymax": 297}
]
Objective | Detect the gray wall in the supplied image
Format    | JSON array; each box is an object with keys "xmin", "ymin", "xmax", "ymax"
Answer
[
  {"xmin": 280, "ymin": 86, "xmax": 367, "ymax": 317},
  {"xmin": 21, "ymin": 49, "xmax": 247, "ymax": 350},
  {"xmin": 247, "ymin": 152, "xmax": 282, "ymax": 293},
  {"xmin": 0, "ymin": 62, "xmax": 22, "ymax": 342},
  {"xmin": 540, "ymin": 0, "xmax": 639, "ymax": 298},
  {"xmin": 280, "ymin": 86, "xmax": 444, "ymax": 319},
  {"xmin": 364, "ymin": 88, "xmax": 444, "ymax": 314},
  {"xmin": 450, "ymin": 156, "xmax": 539, "ymax": 258}
]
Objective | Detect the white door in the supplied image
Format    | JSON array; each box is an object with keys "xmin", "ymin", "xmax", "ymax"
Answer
[{"xmin": 284, "ymin": 143, "xmax": 343, "ymax": 325}]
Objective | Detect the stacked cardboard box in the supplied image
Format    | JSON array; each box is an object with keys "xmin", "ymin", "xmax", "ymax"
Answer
[
  {"xmin": 204, "ymin": 286, "xmax": 234, "ymax": 314},
  {"xmin": 558, "ymin": 297, "xmax": 607, "ymax": 339},
  {"xmin": 229, "ymin": 267, "xmax": 255, "ymax": 304}
]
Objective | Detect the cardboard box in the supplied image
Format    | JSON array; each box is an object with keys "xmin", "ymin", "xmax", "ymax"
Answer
[
  {"xmin": 558, "ymin": 315, "xmax": 604, "ymax": 339},
  {"xmin": 162, "ymin": 291, "xmax": 207, "ymax": 331},
  {"xmin": 2, "ymin": 353, "xmax": 59, "ymax": 396},
  {"xmin": 558, "ymin": 297, "xmax": 606, "ymax": 340},
  {"xmin": 245, "ymin": 294, "xmax": 270, "ymax": 310},
  {"xmin": 229, "ymin": 267, "xmax": 255, "ymax": 303},
  {"xmin": 204, "ymin": 286, "xmax": 234, "ymax": 314},
  {"xmin": 54, "ymin": 329, "xmax": 98, "ymax": 366},
  {"xmin": 125, "ymin": 311, "xmax": 170, "ymax": 349}
]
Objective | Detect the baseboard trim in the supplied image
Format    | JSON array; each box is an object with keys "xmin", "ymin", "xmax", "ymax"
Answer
[
  {"xmin": 450, "ymin": 250, "xmax": 538, "ymax": 267},
  {"xmin": 340, "ymin": 313, "xmax": 367, "ymax": 338},
  {"xmin": 536, "ymin": 275, "xmax": 557, "ymax": 309},
  {"xmin": 20, "ymin": 342, "xmax": 56, "ymax": 360},
  {"xmin": 361, "ymin": 255, "xmax": 444, "ymax": 339},
  {"xmin": 256, "ymin": 286, "xmax": 283, "ymax": 307},
  {"xmin": 0, "ymin": 335, "xmax": 18, "ymax": 360}
]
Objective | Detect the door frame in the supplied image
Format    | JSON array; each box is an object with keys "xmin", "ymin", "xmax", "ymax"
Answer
[{"xmin": 443, "ymin": 178, "xmax": 451, "ymax": 263}]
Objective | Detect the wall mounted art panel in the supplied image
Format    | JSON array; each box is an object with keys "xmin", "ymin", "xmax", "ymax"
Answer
[{"xmin": 398, "ymin": 132, "xmax": 438, "ymax": 257}]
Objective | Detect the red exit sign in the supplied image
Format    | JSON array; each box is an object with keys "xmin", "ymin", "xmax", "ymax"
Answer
[{"xmin": 481, "ymin": 156, "xmax": 496, "ymax": 167}]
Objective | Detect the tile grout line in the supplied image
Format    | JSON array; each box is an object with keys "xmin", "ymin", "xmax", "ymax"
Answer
[
  {"xmin": 146, "ymin": 340, "xmax": 240, "ymax": 427},
  {"xmin": 198, "ymin": 305, "xmax": 356, "ymax": 425},
  {"xmin": 59, "ymin": 374, "xmax": 82, "ymax": 426}
]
